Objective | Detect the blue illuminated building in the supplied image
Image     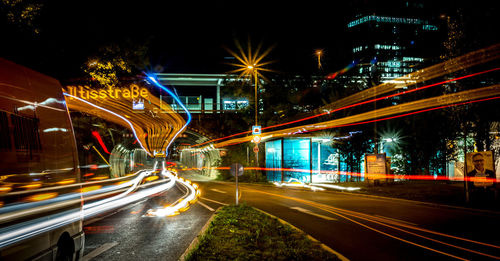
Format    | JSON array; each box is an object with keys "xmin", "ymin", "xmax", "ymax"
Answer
[{"xmin": 265, "ymin": 137, "xmax": 358, "ymax": 183}]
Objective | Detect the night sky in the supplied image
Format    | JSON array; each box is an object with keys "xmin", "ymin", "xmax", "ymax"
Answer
[{"xmin": 0, "ymin": 0, "xmax": 498, "ymax": 80}]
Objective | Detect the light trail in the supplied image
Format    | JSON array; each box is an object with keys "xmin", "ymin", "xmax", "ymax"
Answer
[
  {"xmin": 83, "ymin": 170, "xmax": 168, "ymax": 210},
  {"xmin": 192, "ymin": 45, "xmax": 500, "ymax": 148},
  {"xmin": 192, "ymin": 68, "xmax": 499, "ymax": 148},
  {"xmin": 309, "ymin": 43, "xmax": 500, "ymax": 117},
  {"xmin": 272, "ymin": 178, "xmax": 325, "ymax": 191},
  {"xmin": 322, "ymin": 206, "xmax": 500, "ymax": 252},
  {"xmin": 92, "ymin": 131, "xmax": 111, "ymax": 154},
  {"xmin": 0, "ymin": 169, "xmax": 179, "ymax": 249},
  {"xmin": 241, "ymin": 187, "xmax": 500, "ymax": 260},
  {"xmin": 176, "ymin": 166, "xmax": 496, "ymax": 183},
  {"xmin": 145, "ymin": 74, "xmax": 192, "ymax": 156},
  {"xmin": 63, "ymin": 93, "xmax": 151, "ymax": 156},
  {"xmin": 64, "ymin": 84, "xmax": 187, "ymax": 157},
  {"xmin": 83, "ymin": 170, "xmax": 176, "ymax": 219},
  {"xmin": 320, "ymin": 208, "xmax": 469, "ymax": 261},
  {"xmin": 92, "ymin": 146, "xmax": 111, "ymax": 166},
  {"xmin": 308, "ymin": 200, "xmax": 500, "ymax": 259},
  {"xmin": 208, "ymin": 84, "xmax": 500, "ymax": 148},
  {"xmin": 0, "ymin": 170, "xmax": 144, "ymax": 223},
  {"xmin": 145, "ymin": 170, "xmax": 201, "ymax": 217}
]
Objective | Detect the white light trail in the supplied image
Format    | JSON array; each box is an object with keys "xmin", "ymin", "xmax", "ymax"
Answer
[
  {"xmin": 145, "ymin": 170, "xmax": 200, "ymax": 217},
  {"xmin": 273, "ymin": 178, "xmax": 325, "ymax": 191},
  {"xmin": 0, "ymin": 169, "xmax": 177, "ymax": 249}
]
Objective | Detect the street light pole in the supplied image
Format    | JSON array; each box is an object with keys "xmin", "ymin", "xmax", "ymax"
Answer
[
  {"xmin": 248, "ymin": 65, "xmax": 258, "ymax": 126},
  {"xmin": 254, "ymin": 70, "xmax": 258, "ymax": 126}
]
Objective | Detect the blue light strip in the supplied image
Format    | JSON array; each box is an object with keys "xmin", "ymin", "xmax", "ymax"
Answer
[{"xmin": 145, "ymin": 74, "xmax": 192, "ymax": 156}]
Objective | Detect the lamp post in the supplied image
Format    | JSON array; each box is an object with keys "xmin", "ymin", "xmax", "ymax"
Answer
[
  {"xmin": 225, "ymin": 39, "xmax": 274, "ymax": 128},
  {"xmin": 315, "ymin": 49, "xmax": 323, "ymax": 70},
  {"xmin": 247, "ymin": 65, "xmax": 259, "ymax": 126}
]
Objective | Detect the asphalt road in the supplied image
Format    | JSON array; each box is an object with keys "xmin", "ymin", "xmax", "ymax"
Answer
[
  {"xmin": 189, "ymin": 178, "xmax": 500, "ymax": 261},
  {"xmin": 80, "ymin": 171, "xmax": 500, "ymax": 261},
  {"xmin": 82, "ymin": 181, "xmax": 213, "ymax": 261}
]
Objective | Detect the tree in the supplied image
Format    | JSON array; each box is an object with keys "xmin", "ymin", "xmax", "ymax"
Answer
[
  {"xmin": 0, "ymin": 0, "xmax": 43, "ymax": 34},
  {"xmin": 82, "ymin": 40, "xmax": 150, "ymax": 87}
]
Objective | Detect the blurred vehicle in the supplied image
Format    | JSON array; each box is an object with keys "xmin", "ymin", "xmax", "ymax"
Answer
[{"xmin": 0, "ymin": 58, "xmax": 84, "ymax": 260}]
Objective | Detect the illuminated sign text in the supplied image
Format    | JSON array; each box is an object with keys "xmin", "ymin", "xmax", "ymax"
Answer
[{"xmin": 65, "ymin": 85, "xmax": 149, "ymax": 100}]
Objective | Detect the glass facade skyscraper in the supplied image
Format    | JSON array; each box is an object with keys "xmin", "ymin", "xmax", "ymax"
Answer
[{"xmin": 347, "ymin": 1, "xmax": 441, "ymax": 83}]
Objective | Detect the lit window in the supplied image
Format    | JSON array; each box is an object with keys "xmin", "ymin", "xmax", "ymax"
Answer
[
  {"xmin": 422, "ymin": 24, "xmax": 438, "ymax": 31},
  {"xmin": 348, "ymin": 15, "xmax": 427, "ymax": 28}
]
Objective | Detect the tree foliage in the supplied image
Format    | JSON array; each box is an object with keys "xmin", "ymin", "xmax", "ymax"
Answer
[
  {"xmin": 82, "ymin": 40, "xmax": 150, "ymax": 87},
  {"xmin": 0, "ymin": 0, "xmax": 42, "ymax": 34}
]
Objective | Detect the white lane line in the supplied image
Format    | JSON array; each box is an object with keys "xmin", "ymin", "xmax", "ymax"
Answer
[
  {"xmin": 200, "ymin": 197, "xmax": 229, "ymax": 206},
  {"xmin": 82, "ymin": 242, "xmax": 118, "ymax": 261},
  {"xmin": 210, "ymin": 188, "xmax": 227, "ymax": 194},
  {"xmin": 290, "ymin": 207, "xmax": 337, "ymax": 221},
  {"xmin": 197, "ymin": 200, "xmax": 215, "ymax": 211},
  {"xmin": 374, "ymin": 215, "xmax": 418, "ymax": 226}
]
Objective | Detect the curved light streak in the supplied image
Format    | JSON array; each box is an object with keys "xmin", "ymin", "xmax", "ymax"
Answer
[
  {"xmin": 62, "ymin": 92, "xmax": 151, "ymax": 156},
  {"xmin": 192, "ymin": 67, "xmax": 500, "ymax": 147},
  {"xmin": 146, "ymin": 170, "xmax": 200, "ymax": 217},
  {"xmin": 145, "ymin": 74, "xmax": 192, "ymax": 156},
  {"xmin": 83, "ymin": 170, "xmax": 159, "ymax": 210},
  {"xmin": 0, "ymin": 169, "xmax": 178, "ymax": 248},
  {"xmin": 207, "ymin": 85, "xmax": 500, "ymax": 148},
  {"xmin": 83, "ymin": 170, "xmax": 176, "ymax": 219}
]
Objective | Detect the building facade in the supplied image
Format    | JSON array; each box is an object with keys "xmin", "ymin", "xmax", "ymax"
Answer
[
  {"xmin": 347, "ymin": 1, "xmax": 442, "ymax": 83},
  {"xmin": 155, "ymin": 73, "xmax": 250, "ymax": 113}
]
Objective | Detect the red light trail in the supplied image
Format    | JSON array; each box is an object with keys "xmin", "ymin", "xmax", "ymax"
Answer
[
  {"xmin": 177, "ymin": 166, "xmax": 497, "ymax": 182},
  {"xmin": 192, "ymin": 68, "xmax": 499, "ymax": 147},
  {"xmin": 91, "ymin": 131, "xmax": 111, "ymax": 154}
]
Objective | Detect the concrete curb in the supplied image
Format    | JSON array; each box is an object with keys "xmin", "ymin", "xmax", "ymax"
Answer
[
  {"xmin": 178, "ymin": 207, "xmax": 221, "ymax": 261},
  {"xmin": 253, "ymin": 207, "xmax": 349, "ymax": 261}
]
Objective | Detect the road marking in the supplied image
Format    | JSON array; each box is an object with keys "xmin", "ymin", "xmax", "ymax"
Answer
[
  {"xmin": 290, "ymin": 207, "xmax": 337, "ymax": 221},
  {"xmin": 197, "ymin": 200, "xmax": 215, "ymax": 211},
  {"xmin": 374, "ymin": 215, "xmax": 418, "ymax": 226},
  {"xmin": 82, "ymin": 242, "xmax": 118, "ymax": 261},
  {"xmin": 200, "ymin": 197, "xmax": 229, "ymax": 206},
  {"xmin": 210, "ymin": 188, "xmax": 227, "ymax": 194},
  {"xmin": 246, "ymin": 187, "xmax": 491, "ymax": 260}
]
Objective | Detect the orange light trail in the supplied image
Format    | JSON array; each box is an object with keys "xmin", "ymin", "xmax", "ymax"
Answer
[
  {"xmin": 208, "ymin": 85, "xmax": 500, "ymax": 148},
  {"xmin": 26, "ymin": 192, "xmax": 58, "ymax": 202},
  {"xmin": 190, "ymin": 43, "xmax": 500, "ymax": 148},
  {"xmin": 64, "ymin": 85, "xmax": 186, "ymax": 157},
  {"xmin": 192, "ymin": 67, "xmax": 500, "ymax": 148},
  {"xmin": 292, "ymin": 95, "xmax": 500, "ymax": 136},
  {"xmin": 241, "ymin": 187, "xmax": 500, "ymax": 260}
]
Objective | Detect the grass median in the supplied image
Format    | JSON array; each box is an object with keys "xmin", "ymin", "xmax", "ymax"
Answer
[{"xmin": 185, "ymin": 203, "xmax": 340, "ymax": 261}]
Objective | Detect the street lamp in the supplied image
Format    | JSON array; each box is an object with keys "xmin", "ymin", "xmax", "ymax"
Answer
[
  {"xmin": 247, "ymin": 65, "xmax": 259, "ymax": 126},
  {"xmin": 224, "ymin": 39, "xmax": 275, "ymax": 127},
  {"xmin": 315, "ymin": 49, "xmax": 323, "ymax": 70}
]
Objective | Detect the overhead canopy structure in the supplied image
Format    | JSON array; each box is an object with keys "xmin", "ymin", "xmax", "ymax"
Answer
[{"xmin": 63, "ymin": 82, "xmax": 187, "ymax": 157}]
